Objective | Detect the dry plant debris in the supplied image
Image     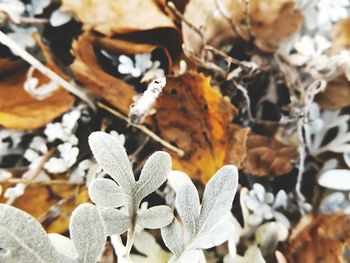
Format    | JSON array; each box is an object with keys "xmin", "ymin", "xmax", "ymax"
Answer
[{"xmin": 0, "ymin": 0, "xmax": 350, "ymax": 262}]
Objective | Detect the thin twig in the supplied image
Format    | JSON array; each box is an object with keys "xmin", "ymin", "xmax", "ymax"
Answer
[
  {"xmin": 97, "ymin": 102, "xmax": 185, "ymax": 157},
  {"xmin": 24, "ymin": 148, "xmax": 55, "ymax": 180},
  {"xmin": 5, "ymin": 178, "xmax": 85, "ymax": 186},
  {"xmin": 19, "ymin": 17, "xmax": 49, "ymax": 24},
  {"xmin": 0, "ymin": 30, "xmax": 95, "ymax": 108},
  {"xmin": 167, "ymin": 1, "xmax": 204, "ymax": 40}
]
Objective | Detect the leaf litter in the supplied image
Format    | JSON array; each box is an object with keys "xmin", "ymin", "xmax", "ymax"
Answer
[{"xmin": 0, "ymin": 0, "xmax": 350, "ymax": 262}]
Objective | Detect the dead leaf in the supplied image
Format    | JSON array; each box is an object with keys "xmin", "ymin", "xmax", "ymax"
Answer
[
  {"xmin": 284, "ymin": 213, "xmax": 350, "ymax": 263},
  {"xmin": 155, "ymin": 71, "xmax": 248, "ymax": 183},
  {"xmin": 242, "ymin": 134, "xmax": 297, "ymax": 176},
  {"xmin": 62, "ymin": 0, "xmax": 175, "ymax": 36},
  {"xmin": 0, "ymin": 67, "xmax": 74, "ymax": 130},
  {"xmin": 332, "ymin": 18, "xmax": 350, "ymax": 54},
  {"xmin": 316, "ymin": 75, "xmax": 350, "ymax": 110},
  {"xmin": 249, "ymin": 0, "xmax": 302, "ymax": 52},
  {"xmin": 0, "ymin": 182, "xmax": 88, "ymax": 233},
  {"xmin": 182, "ymin": 0, "xmax": 245, "ymax": 55},
  {"xmin": 96, "ymin": 37, "xmax": 158, "ymax": 55},
  {"xmin": 71, "ymin": 33, "xmax": 136, "ymax": 115},
  {"xmin": 0, "ymin": 57, "xmax": 25, "ymax": 76},
  {"xmin": 183, "ymin": 0, "xmax": 302, "ymax": 54}
]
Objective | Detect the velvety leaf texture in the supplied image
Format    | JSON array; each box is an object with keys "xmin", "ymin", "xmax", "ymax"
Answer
[
  {"xmin": 0, "ymin": 204, "xmax": 69, "ymax": 263},
  {"xmin": 162, "ymin": 165, "xmax": 239, "ymax": 261},
  {"xmin": 88, "ymin": 178, "xmax": 129, "ymax": 208},
  {"xmin": 88, "ymin": 132, "xmax": 135, "ymax": 192},
  {"xmin": 198, "ymin": 165, "xmax": 238, "ymax": 231},
  {"xmin": 137, "ymin": 205, "xmax": 173, "ymax": 229},
  {"xmin": 161, "ymin": 218, "xmax": 184, "ymax": 256},
  {"xmin": 135, "ymin": 151, "xmax": 171, "ymax": 202},
  {"xmin": 99, "ymin": 208, "xmax": 130, "ymax": 235},
  {"xmin": 175, "ymin": 181, "xmax": 200, "ymax": 239},
  {"xmin": 70, "ymin": 203, "xmax": 106, "ymax": 263}
]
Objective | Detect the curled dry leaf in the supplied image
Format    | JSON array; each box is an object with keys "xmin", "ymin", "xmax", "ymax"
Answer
[
  {"xmin": 0, "ymin": 182, "xmax": 88, "ymax": 234},
  {"xmin": 331, "ymin": 18, "xmax": 350, "ymax": 54},
  {"xmin": 284, "ymin": 213, "xmax": 350, "ymax": 263},
  {"xmin": 71, "ymin": 33, "xmax": 136, "ymax": 115},
  {"xmin": 155, "ymin": 71, "xmax": 249, "ymax": 183},
  {"xmin": 62, "ymin": 0, "xmax": 175, "ymax": 36},
  {"xmin": 0, "ymin": 67, "xmax": 74, "ymax": 130},
  {"xmin": 242, "ymin": 134, "xmax": 297, "ymax": 176},
  {"xmin": 183, "ymin": 0, "xmax": 302, "ymax": 54},
  {"xmin": 315, "ymin": 75, "xmax": 350, "ymax": 110},
  {"xmin": 248, "ymin": 0, "xmax": 302, "ymax": 52}
]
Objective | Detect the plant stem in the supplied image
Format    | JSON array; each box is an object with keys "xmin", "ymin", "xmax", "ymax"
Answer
[
  {"xmin": 0, "ymin": 30, "xmax": 94, "ymax": 108},
  {"xmin": 124, "ymin": 227, "xmax": 136, "ymax": 257}
]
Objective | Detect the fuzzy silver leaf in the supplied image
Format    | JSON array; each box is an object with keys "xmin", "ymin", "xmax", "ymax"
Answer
[
  {"xmin": 88, "ymin": 132, "xmax": 135, "ymax": 192},
  {"xmin": 137, "ymin": 205, "xmax": 173, "ymax": 229},
  {"xmin": 88, "ymin": 178, "xmax": 129, "ymax": 208},
  {"xmin": 70, "ymin": 203, "xmax": 106, "ymax": 263},
  {"xmin": 0, "ymin": 204, "xmax": 69, "ymax": 263},
  {"xmin": 135, "ymin": 151, "xmax": 171, "ymax": 202},
  {"xmin": 175, "ymin": 181, "xmax": 200, "ymax": 239},
  {"xmin": 99, "ymin": 208, "xmax": 129, "ymax": 235}
]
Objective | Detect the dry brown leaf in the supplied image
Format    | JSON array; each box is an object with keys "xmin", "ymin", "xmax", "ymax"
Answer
[
  {"xmin": 332, "ymin": 18, "xmax": 350, "ymax": 54},
  {"xmin": 71, "ymin": 33, "xmax": 136, "ymax": 115},
  {"xmin": 0, "ymin": 67, "xmax": 74, "ymax": 130},
  {"xmin": 0, "ymin": 57, "xmax": 24, "ymax": 75},
  {"xmin": 249, "ymin": 0, "xmax": 302, "ymax": 51},
  {"xmin": 0, "ymin": 183, "xmax": 88, "ymax": 233},
  {"xmin": 155, "ymin": 71, "xmax": 248, "ymax": 183},
  {"xmin": 95, "ymin": 37, "xmax": 158, "ymax": 55},
  {"xmin": 182, "ymin": 0, "xmax": 246, "ymax": 55},
  {"xmin": 284, "ymin": 213, "xmax": 350, "ymax": 263},
  {"xmin": 62, "ymin": 0, "xmax": 175, "ymax": 36},
  {"xmin": 183, "ymin": 0, "xmax": 302, "ymax": 54},
  {"xmin": 316, "ymin": 75, "xmax": 350, "ymax": 110},
  {"xmin": 242, "ymin": 134, "xmax": 297, "ymax": 176}
]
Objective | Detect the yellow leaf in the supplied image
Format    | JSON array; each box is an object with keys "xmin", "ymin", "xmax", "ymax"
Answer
[{"xmin": 155, "ymin": 71, "xmax": 248, "ymax": 183}]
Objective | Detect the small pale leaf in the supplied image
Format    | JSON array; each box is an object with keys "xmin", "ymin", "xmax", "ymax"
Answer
[
  {"xmin": 99, "ymin": 208, "xmax": 129, "ymax": 235},
  {"xmin": 135, "ymin": 151, "xmax": 171, "ymax": 202},
  {"xmin": 137, "ymin": 205, "xmax": 173, "ymax": 229},
  {"xmin": 198, "ymin": 165, "xmax": 238, "ymax": 232},
  {"xmin": 70, "ymin": 203, "xmax": 106, "ymax": 263},
  {"xmin": 161, "ymin": 218, "xmax": 184, "ymax": 256},
  {"xmin": 191, "ymin": 218, "xmax": 235, "ymax": 250},
  {"xmin": 88, "ymin": 132, "xmax": 135, "ymax": 192},
  {"xmin": 0, "ymin": 204, "xmax": 69, "ymax": 263},
  {"xmin": 318, "ymin": 169, "xmax": 350, "ymax": 191},
  {"xmin": 48, "ymin": 233, "xmax": 78, "ymax": 259},
  {"xmin": 175, "ymin": 181, "xmax": 200, "ymax": 238},
  {"xmin": 88, "ymin": 178, "xmax": 129, "ymax": 208}
]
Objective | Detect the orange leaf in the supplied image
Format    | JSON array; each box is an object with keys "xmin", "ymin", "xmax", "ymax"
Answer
[
  {"xmin": 316, "ymin": 75, "xmax": 350, "ymax": 110},
  {"xmin": 71, "ymin": 33, "xmax": 136, "ymax": 115},
  {"xmin": 284, "ymin": 213, "xmax": 350, "ymax": 263},
  {"xmin": 155, "ymin": 71, "xmax": 248, "ymax": 183},
  {"xmin": 0, "ymin": 67, "xmax": 74, "ymax": 130}
]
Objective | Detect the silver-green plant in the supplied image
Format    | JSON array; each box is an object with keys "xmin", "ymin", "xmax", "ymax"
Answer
[
  {"xmin": 88, "ymin": 131, "xmax": 174, "ymax": 258},
  {"xmin": 0, "ymin": 131, "xmax": 240, "ymax": 263},
  {"xmin": 161, "ymin": 165, "xmax": 239, "ymax": 263},
  {"xmin": 0, "ymin": 203, "xmax": 106, "ymax": 263}
]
